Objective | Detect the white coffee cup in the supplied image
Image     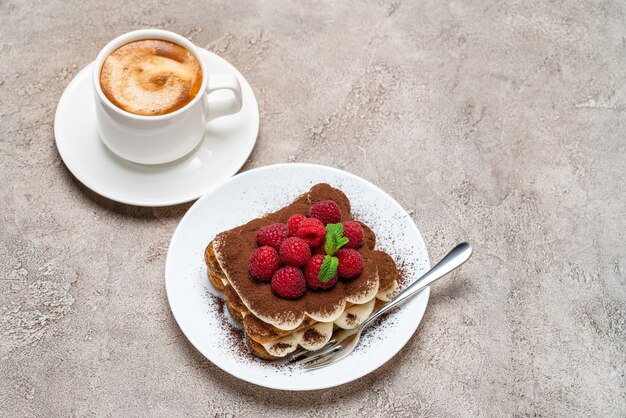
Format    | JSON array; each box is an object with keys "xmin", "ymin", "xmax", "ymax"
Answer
[{"xmin": 92, "ymin": 29, "xmax": 243, "ymax": 165}]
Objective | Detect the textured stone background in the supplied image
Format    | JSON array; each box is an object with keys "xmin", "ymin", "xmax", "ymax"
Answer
[{"xmin": 1, "ymin": 0, "xmax": 625, "ymax": 416}]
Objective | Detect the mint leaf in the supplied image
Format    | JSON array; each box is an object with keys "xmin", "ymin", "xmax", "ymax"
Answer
[
  {"xmin": 318, "ymin": 255, "xmax": 339, "ymax": 283},
  {"xmin": 326, "ymin": 223, "xmax": 343, "ymax": 241},
  {"xmin": 324, "ymin": 223, "xmax": 345, "ymax": 255},
  {"xmin": 336, "ymin": 236, "xmax": 349, "ymax": 250},
  {"xmin": 324, "ymin": 237, "xmax": 334, "ymax": 255}
]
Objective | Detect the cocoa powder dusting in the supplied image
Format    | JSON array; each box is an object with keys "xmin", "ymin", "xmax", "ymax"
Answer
[
  {"xmin": 272, "ymin": 342, "xmax": 292, "ymax": 350},
  {"xmin": 207, "ymin": 293, "xmax": 225, "ymax": 316},
  {"xmin": 205, "ymin": 292, "xmax": 253, "ymax": 361},
  {"xmin": 302, "ymin": 327, "xmax": 325, "ymax": 345},
  {"xmin": 345, "ymin": 313, "xmax": 358, "ymax": 326},
  {"xmin": 215, "ymin": 297, "xmax": 225, "ymax": 315},
  {"xmin": 397, "ymin": 258, "xmax": 415, "ymax": 288},
  {"xmin": 206, "ymin": 291, "xmax": 301, "ymax": 369},
  {"xmin": 227, "ymin": 326, "xmax": 247, "ymax": 357}
]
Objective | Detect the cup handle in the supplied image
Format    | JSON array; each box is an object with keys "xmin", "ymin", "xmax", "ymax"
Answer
[{"xmin": 204, "ymin": 73, "xmax": 243, "ymax": 126}]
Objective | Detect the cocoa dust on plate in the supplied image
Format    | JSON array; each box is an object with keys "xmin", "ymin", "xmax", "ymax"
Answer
[{"xmin": 205, "ymin": 291, "xmax": 296, "ymax": 371}]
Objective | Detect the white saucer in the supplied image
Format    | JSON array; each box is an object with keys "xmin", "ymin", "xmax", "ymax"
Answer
[
  {"xmin": 54, "ymin": 49, "xmax": 259, "ymax": 207},
  {"xmin": 165, "ymin": 163, "xmax": 431, "ymax": 391}
]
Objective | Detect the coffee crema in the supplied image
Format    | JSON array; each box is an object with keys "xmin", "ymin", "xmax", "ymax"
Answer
[{"xmin": 99, "ymin": 39, "xmax": 203, "ymax": 116}]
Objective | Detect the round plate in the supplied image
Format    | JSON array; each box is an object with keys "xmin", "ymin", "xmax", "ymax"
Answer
[
  {"xmin": 54, "ymin": 49, "xmax": 259, "ymax": 207},
  {"xmin": 165, "ymin": 164, "xmax": 430, "ymax": 391}
]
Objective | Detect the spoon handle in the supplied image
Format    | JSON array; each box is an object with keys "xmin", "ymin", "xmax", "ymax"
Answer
[{"xmin": 362, "ymin": 242, "xmax": 472, "ymax": 329}]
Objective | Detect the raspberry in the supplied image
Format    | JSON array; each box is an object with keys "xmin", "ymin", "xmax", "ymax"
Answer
[
  {"xmin": 279, "ymin": 237, "xmax": 311, "ymax": 267},
  {"xmin": 287, "ymin": 214, "xmax": 306, "ymax": 237},
  {"xmin": 296, "ymin": 218, "xmax": 326, "ymax": 247},
  {"xmin": 336, "ymin": 249, "xmax": 363, "ymax": 279},
  {"xmin": 309, "ymin": 200, "xmax": 342, "ymax": 225},
  {"xmin": 256, "ymin": 223, "xmax": 288, "ymax": 250},
  {"xmin": 312, "ymin": 243, "xmax": 326, "ymax": 255},
  {"xmin": 304, "ymin": 255, "xmax": 338, "ymax": 289},
  {"xmin": 271, "ymin": 266, "xmax": 306, "ymax": 299},
  {"xmin": 249, "ymin": 246, "xmax": 281, "ymax": 281},
  {"xmin": 342, "ymin": 221, "xmax": 364, "ymax": 249}
]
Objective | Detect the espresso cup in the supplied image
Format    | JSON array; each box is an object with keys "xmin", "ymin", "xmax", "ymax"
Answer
[{"xmin": 93, "ymin": 29, "xmax": 243, "ymax": 165}]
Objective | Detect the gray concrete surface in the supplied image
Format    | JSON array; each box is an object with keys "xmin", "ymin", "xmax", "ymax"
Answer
[{"xmin": 1, "ymin": 0, "xmax": 625, "ymax": 416}]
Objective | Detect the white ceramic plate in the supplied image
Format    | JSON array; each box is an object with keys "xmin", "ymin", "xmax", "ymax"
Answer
[
  {"xmin": 54, "ymin": 49, "xmax": 259, "ymax": 207},
  {"xmin": 165, "ymin": 164, "xmax": 430, "ymax": 390}
]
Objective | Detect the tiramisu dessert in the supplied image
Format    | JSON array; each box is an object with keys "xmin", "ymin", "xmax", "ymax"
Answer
[{"xmin": 204, "ymin": 183, "xmax": 400, "ymax": 360}]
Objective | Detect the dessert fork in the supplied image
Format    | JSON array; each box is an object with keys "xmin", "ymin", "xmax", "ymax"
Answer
[{"xmin": 288, "ymin": 242, "xmax": 472, "ymax": 370}]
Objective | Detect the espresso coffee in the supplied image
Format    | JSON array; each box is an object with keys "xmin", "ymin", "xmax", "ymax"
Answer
[{"xmin": 99, "ymin": 39, "xmax": 203, "ymax": 116}]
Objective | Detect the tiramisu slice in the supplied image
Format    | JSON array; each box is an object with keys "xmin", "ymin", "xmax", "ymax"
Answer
[{"xmin": 204, "ymin": 183, "xmax": 400, "ymax": 359}]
